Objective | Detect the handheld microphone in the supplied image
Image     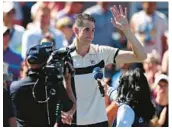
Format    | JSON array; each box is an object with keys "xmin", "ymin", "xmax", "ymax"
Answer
[{"xmin": 93, "ymin": 67, "xmax": 105, "ymax": 97}]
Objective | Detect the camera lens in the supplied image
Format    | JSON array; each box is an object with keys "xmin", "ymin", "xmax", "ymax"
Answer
[{"xmin": 27, "ymin": 55, "xmax": 38, "ymax": 64}]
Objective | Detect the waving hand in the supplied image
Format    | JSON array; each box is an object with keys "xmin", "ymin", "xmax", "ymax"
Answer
[{"xmin": 110, "ymin": 5, "xmax": 129, "ymax": 32}]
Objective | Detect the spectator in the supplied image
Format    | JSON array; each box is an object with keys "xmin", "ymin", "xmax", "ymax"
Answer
[
  {"xmin": 143, "ymin": 50, "xmax": 161, "ymax": 86},
  {"xmin": 113, "ymin": 30, "xmax": 128, "ymax": 49},
  {"xmin": 3, "ymin": 87, "xmax": 17, "ymax": 127},
  {"xmin": 130, "ymin": 2, "xmax": 168, "ymax": 59},
  {"xmin": 3, "ymin": 26, "xmax": 23, "ymax": 81},
  {"xmin": 19, "ymin": 61, "xmax": 29, "ymax": 79},
  {"xmin": 56, "ymin": 2, "xmax": 84, "ymax": 22},
  {"xmin": 44, "ymin": 2, "xmax": 65, "ymax": 12},
  {"xmin": 84, "ymin": 2, "xmax": 115, "ymax": 47},
  {"xmin": 3, "ymin": 1, "xmax": 25, "ymax": 54},
  {"xmin": 22, "ymin": 2, "xmax": 68, "ymax": 59},
  {"xmin": 56, "ymin": 17, "xmax": 74, "ymax": 46},
  {"xmin": 161, "ymin": 31, "xmax": 168, "ymax": 75},
  {"xmin": 40, "ymin": 32, "xmax": 56, "ymax": 49},
  {"xmin": 150, "ymin": 74, "xmax": 168, "ymax": 127},
  {"xmin": 19, "ymin": 2, "xmax": 35, "ymax": 28},
  {"xmin": 12, "ymin": 2, "xmax": 24, "ymax": 25},
  {"xmin": 44, "ymin": 2, "xmax": 65, "ymax": 21},
  {"xmin": 26, "ymin": 2, "xmax": 42, "ymax": 30}
]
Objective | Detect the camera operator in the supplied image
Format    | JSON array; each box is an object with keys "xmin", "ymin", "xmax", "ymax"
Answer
[{"xmin": 9, "ymin": 44, "xmax": 76, "ymax": 127}]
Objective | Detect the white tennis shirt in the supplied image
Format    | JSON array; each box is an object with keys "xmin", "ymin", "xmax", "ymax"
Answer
[{"xmin": 70, "ymin": 43, "xmax": 118, "ymax": 125}]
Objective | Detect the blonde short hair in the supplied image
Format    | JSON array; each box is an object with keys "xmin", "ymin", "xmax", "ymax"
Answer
[{"xmin": 56, "ymin": 17, "xmax": 73, "ymax": 29}]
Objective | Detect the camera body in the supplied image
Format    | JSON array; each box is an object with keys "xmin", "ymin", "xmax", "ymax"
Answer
[
  {"xmin": 27, "ymin": 42, "xmax": 53, "ymax": 65},
  {"xmin": 27, "ymin": 42, "xmax": 75, "ymax": 80}
]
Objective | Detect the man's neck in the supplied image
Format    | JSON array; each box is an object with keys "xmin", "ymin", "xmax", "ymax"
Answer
[
  {"xmin": 41, "ymin": 25, "xmax": 49, "ymax": 34},
  {"xmin": 75, "ymin": 39, "xmax": 90, "ymax": 57},
  {"xmin": 145, "ymin": 10, "xmax": 155, "ymax": 16}
]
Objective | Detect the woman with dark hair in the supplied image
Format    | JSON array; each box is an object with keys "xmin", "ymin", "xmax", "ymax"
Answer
[{"xmin": 102, "ymin": 68, "xmax": 155, "ymax": 126}]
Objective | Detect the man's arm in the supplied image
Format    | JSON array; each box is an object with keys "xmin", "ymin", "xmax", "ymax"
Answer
[{"xmin": 110, "ymin": 5, "xmax": 147, "ymax": 64}]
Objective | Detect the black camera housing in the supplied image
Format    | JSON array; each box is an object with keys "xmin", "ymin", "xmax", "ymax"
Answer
[
  {"xmin": 27, "ymin": 42, "xmax": 53, "ymax": 65},
  {"xmin": 27, "ymin": 43, "xmax": 75, "ymax": 79}
]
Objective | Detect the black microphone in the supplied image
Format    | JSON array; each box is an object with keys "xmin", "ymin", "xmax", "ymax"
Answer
[{"xmin": 93, "ymin": 67, "xmax": 105, "ymax": 97}]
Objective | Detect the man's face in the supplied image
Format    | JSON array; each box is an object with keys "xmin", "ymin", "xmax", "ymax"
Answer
[
  {"xmin": 77, "ymin": 20, "xmax": 95, "ymax": 43},
  {"xmin": 3, "ymin": 33, "xmax": 10, "ymax": 50},
  {"xmin": 3, "ymin": 9, "xmax": 15, "ymax": 25},
  {"xmin": 156, "ymin": 80, "xmax": 168, "ymax": 97},
  {"xmin": 142, "ymin": 2, "xmax": 156, "ymax": 14},
  {"xmin": 98, "ymin": 2, "xmax": 110, "ymax": 10},
  {"xmin": 38, "ymin": 8, "xmax": 51, "ymax": 26}
]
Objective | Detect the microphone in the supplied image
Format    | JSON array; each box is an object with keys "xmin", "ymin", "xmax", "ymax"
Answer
[{"xmin": 93, "ymin": 67, "xmax": 105, "ymax": 97}]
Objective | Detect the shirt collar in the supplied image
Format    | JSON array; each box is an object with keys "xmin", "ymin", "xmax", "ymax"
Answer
[{"xmin": 70, "ymin": 39, "xmax": 97, "ymax": 57}]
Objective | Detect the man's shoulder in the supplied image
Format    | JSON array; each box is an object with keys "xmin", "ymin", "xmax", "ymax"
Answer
[
  {"xmin": 90, "ymin": 44, "xmax": 118, "ymax": 56},
  {"xmin": 50, "ymin": 27, "xmax": 64, "ymax": 37},
  {"xmin": 155, "ymin": 11, "xmax": 167, "ymax": 20},
  {"xmin": 14, "ymin": 24, "xmax": 25, "ymax": 32},
  {"xmin": 10, "ymin": 77, "xmax": 34, "ymax": 94},
  {"xmin": 22, "ymin": 28, "xmax": 41, "ymax": 39},
  {"xmin": 91, "ymin": 44, "xmax": 117, "ymax": 50}
]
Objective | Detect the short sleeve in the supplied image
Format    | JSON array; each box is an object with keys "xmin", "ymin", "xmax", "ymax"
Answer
[{"xmin": 99, "ymin": 45, "xmax": 119, "ymax": 65}]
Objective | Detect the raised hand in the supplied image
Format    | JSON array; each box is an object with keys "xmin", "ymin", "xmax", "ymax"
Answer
[{"xmin": 110, "ymin": 5, "xmax": 129, "ymax": 32}]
